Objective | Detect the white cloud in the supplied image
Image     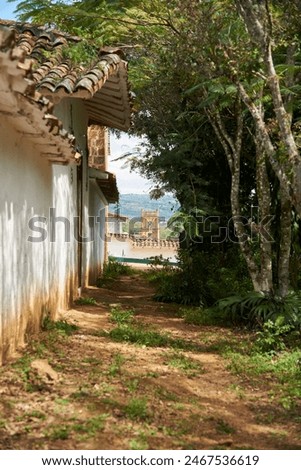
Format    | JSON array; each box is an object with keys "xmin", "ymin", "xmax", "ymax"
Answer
[{"xmin": 108, "ymin": 132, "xmax": 152, "ymax": 194}]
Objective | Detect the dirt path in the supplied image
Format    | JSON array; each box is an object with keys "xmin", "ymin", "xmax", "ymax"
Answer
[{"xmin": 0, "ymin": 273, "xmax": 299, "ymax": 450}]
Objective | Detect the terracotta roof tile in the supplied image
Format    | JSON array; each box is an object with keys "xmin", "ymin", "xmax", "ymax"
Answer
[
  {"xmin": 0, "ymin": 19, "xmax": 132, "ymax": 130},
  {"xmin": 0, "ymin": 20, "xmax": 131, "ymax": 124},
  {"xmin": 0, "ymin": 19, "xmax": 132, "ymax": 172},
  {"xmin": 0, "ymin": 25, "xmax": 79, "ymax": 164}
]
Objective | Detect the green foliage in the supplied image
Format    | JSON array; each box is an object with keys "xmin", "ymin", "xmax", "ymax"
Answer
[
  {"xmin": 226, "ymin": 348, "xmax": 301, "ymax": 409},
  {"xmin": 61, "ymin": 42, "xmax": 99, "ymax": 66},
  {"xmin": 179, "ymin": 306, "xmax": 229, "ymax": 327},
  {"xmin": 42, "ymin": 317, "xmax": 78, "ymax": 335},
  {"xmin": 129, "ymin": 437, "xmax": 148, "ymax": 450},
  {"xmin": 47, "ymin": 414, "xmax": 108, "ymax": 441},
  {"xmin": 215, "ymin": 419, "xmax": 236, "ymax": 435},
  {"xmin": 105, "ymin": 324, "xmax": 171, "ymax": 347},
  {"xmin": 97, "ymin": 259, "xmax": 135, "ymax": 286},
  {"xmin": 255, "ymin": 320, "xmax": 293, "ymax": 354},
  {"xmin": 110, "ymin": 306, "xmax": 135, "ymax": 325},
  {"xmin": 149, "ymin": 247, "xmax": 252, "ymax": 307},
  {"xmin": 12, "ymin": 354, "xmax": 34, "ymax": 392},
  {"xmin": 124, "ymin": 397, "xmax": 149, "ymax": 420},
  {"xmin": 101, "ymin": 323, "xmax": 199, "ymax": 351},
  {"xmin": 215, "ymin": 291, "xmax": 301, "ymax": 328},
  {"xmin": 11, "ymin": 0, "xmax": 142, "ymax": 50},
  {"xmin": 48, "ymin": 425, "xmax": 70, "ymax": 440},
  {"xmin": 108, "ymin": 352, "xmax": 126, "ymax": 377},
  {"xmin": 73, "ymin": 414, "xmax": 108, "ymax": 437},
  {"xmin": 75, "ymin": 297, "xmax": 97, "ymax": 306},
  {"xmin": 164, "ymin": 352, "xmax": 203, "ymax": 375}
]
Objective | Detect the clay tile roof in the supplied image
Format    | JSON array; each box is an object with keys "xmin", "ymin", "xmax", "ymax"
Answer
[
  {"xmin": 0, "ymin": 25, "xmax": 80, "ymax": 164},
  {"xmin": 0, "ymin": 19, "xmax": 132, "ymax": 131}
]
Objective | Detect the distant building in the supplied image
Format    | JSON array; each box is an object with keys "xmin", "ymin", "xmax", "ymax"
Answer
[
  {"xmin": 140, "ymin": 209, "xmax": 160, "ymax": 240},
  {"xmin": 107, "ymin": 212, "xmax": 128, "ymax": 235}
]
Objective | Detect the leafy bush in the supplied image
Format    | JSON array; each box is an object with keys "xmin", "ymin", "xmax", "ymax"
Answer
[
  {"xmin": 148, "ymin": 247, "xmax": 252, "ymax": 307},
  {"xmin": 254, "ymin": 319, "xmax": 293, "ymax": 354},
  {"xmin": 215, "ymin": 291, "xmax": 301, "ymax": 328}
]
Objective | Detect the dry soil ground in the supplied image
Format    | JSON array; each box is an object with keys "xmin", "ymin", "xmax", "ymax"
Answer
[{"xmin": 0, "ymin": 272, "xmax": 300, "ymax": 450}]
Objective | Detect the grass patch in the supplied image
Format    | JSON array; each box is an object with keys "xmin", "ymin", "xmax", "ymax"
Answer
[
  {"xmin": 164, "ymin": 352, "xmax": 203, "ymax": 375},
  {"xmin": 108, "ymin": 352, "xmax": 126, "ymax": 377},
  {"xmin": 75, "ymin": 297, "xmax": 97, "ymax": 306},
  {"xmin": 216, "ymin": 418, "xmax": 236, "ymax": 435},
  {"xmin": 42, "ymin": 317, "xmax": 78, "ymax": 335},
  {"xmin": 47, "ymin": 414, "xmax": 108, "ymax": 441},
  {"xmin": 12, "ymin": 354, "xmax": 40, "ymax": 392},
  {"xmin": 101, "ymin": 324, "xmax": 200, "ymax": 351},
  {"xmin": 228, "ymin": 384, "xmax": 246, "ymax": 400},
  {"xmin": 55, "ymin": 398, "xmax": 70, "ymax": 406},
  {"xmin": 48, "ymin": 425, "xmax": 70, "ymax": 440},
  {"xmin": 179, "ymin": 306, "xmax": 228, "ymax": 326},
  {"xmin": 70, "ymin": 387, "xmax": 92, "ymax": 400},
  {"xmin": 129, "ymin": 438, "xmax": 148, "ymax": 450},
  {"xmin": 125, "ymin": 378, "xmax": 140, "ymax": 392},
  {"xmin": 73, "ymin": 414, "xmax": 108, "ymax": 438},
  {"xmin": 124, "ymin": 397, "xmax": 149, "ymax": 421},
  {"xmin": 128, "ymin": 427, "xmax": 157, "ymax": 450},
  {"xmin": 155, "ymin": 386, "xmax": 178, "ymax": 402},
  {"xmin": 110, "ymin": 306, "xmax": 135, "ymax": 325},
  {"xmin": 97, "ymin": 259, "xmax": 135, "ymax": 286},
  {"xmin": 225, "ymin": 348, "xmax": 301, "ymax": 408}
]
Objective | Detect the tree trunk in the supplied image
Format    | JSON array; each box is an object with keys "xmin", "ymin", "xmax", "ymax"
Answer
[
  {"xmin": 278, "ymin": 191, "xmax": 292, "ymax": 297},
  {"xmin": 207, "ymin": 106, "xmax": 263, "ymax": 292},
  {"xmin": 230, "ymin": 161, "xmax": 262, "ymax": 291},
  {"xmin": 256, "ymin": 138, "xmax": 273, "ymax": 294},
  {"xmin": 235, "ymin": 0, "xmax": 301, "ymax": 217}
]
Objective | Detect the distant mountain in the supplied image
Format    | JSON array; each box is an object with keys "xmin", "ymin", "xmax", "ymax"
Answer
[{"xmin": 109, "ymin": 193, "xmax": 179, "ymax": 221}]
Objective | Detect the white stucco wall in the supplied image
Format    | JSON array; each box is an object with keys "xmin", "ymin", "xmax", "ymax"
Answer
[
  {"xmin": 107, "ymin": 237, "xmax": 178, "ymax": 262},
  {"xmin": 0, "ymin": 123, "xmax": 73, "ymax": 363},
  {"xmin": 51, "ymin": 164, "xmax": 78, "ymax": 310},
  {"xmin": 54, "ymin": 98, "xmax": 108, "ymax": 288},
  {"xmin": 87, "ymin": 180, "xmax": 107, "ymax": 284},
  {"xmin": 108, "ymin": 219, "xmax": 124, "ymax": 234},
  {"xmin": 0, "ymin": 96, "xmax": 111, "ymax": 362}
]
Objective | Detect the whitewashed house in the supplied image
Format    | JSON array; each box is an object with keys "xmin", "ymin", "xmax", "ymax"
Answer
[{"xmin": 0, "ymin": 20, "xmax": 132, "ymax": 363}]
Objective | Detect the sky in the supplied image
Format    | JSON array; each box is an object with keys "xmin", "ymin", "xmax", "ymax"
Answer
[
  {"xmin": 0, "ymin": 0, "xmax": 153, "ymax": 194},
  {"xmin": 1, "ymin": 1, "xmax": 19, "ymax": 19},
  {"xmin": 109, "ymin": 133, "xmax": 152, "ymax": 195}
]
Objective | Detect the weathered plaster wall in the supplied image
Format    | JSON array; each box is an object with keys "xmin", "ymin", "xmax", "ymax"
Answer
[
  {"xmin": 51, "ymin": 164, "xmax": 78, "ymax": 311},
  {"xmin": 54, "ymin": 98, "xmax": 91, "ymax": 288},
  {"xmin": 0, "ymin": 97, "xmax": 110, "ymax": 362},
  {"xmin": 88, "ymin": 180, "xmax": 107, "ymax": 284},
  {"xmin": 54, "ymin": 98, "xmax": 108, "ymax": 287},
  {"xmin": 0, "ymin": 121, "xmax": 76, "ymax": 361}
]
